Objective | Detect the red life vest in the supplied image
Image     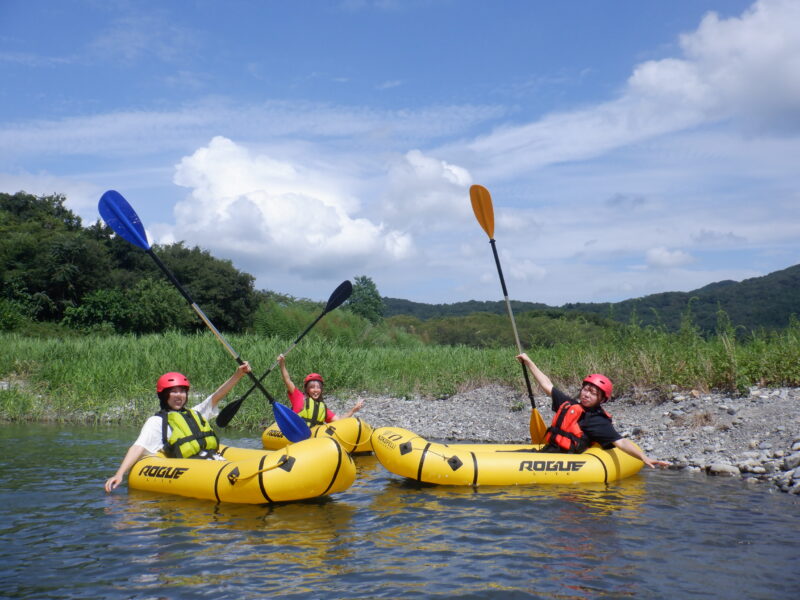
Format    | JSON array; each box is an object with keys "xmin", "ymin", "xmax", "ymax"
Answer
[{"xmin": 545, "ymin": 401, "xmax": 612, "ymax": 453}]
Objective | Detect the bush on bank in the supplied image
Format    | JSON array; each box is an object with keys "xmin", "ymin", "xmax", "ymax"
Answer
[{"xmin": 2, "ymin": 315, "xmax": 799, "ymax": 429}]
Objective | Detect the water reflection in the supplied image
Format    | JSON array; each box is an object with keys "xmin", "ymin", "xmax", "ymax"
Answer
[
  {"xmin": 1, "ymin": 424, "xmax": 799, "ymax": 600},
  {"xmin": 360, "ymin": 469, "xmax": 652, "ymax": 598},
  {"xmin": 105, "ymin": 488, "xmax": 360, "ymax": 581}
]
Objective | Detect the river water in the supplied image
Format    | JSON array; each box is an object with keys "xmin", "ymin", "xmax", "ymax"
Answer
[{"xmin": 1, "ymin": 423, "xmax": 798, "ymax": 599}]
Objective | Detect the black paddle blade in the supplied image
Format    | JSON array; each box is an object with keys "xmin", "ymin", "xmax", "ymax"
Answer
[
  {"xmin": 217, "ymin": 280, "xmax": 353, "ymax": 429},
  {"xmin": 325, "ymin": 280, "xmax": 353, "ymax": 312},
  {"xmin": 98, "ymin": 190, "xmax": 151, "ymax": 250},
  {"xmin": 274, "ymin": 402, "xmax": 311, "ymax": 442},
  {"xmin": 216, "ymin": 397, "xmax": 242, "ymax": 428}
]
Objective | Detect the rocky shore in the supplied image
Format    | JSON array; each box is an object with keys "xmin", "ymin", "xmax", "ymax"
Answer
[{"xmin": 331, "ymin": 384, "xmax": 800, "ymax": 495}]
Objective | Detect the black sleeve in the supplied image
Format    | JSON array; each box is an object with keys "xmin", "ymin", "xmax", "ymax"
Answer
[
  {"xmin": 550, "ymin": 387, "xmax": 573, "ymax": 413},
  {"xmin": 580, "ymin": 412, "xmax": 622, "ymax": 449}
]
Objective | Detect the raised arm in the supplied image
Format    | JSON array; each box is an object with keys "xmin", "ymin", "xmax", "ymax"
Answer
[
  {"xmin": 516, "ymin": 353, "xmax": 554, "ymax": 397},
  {"xmin": 209, "ymin": 362, "xmax": 251, "ymax": 408},
  {"xmin": 277, "ymin": 354, "xmax": 297, "ymax": 395},
  {"xmin": 331, "ymin": 398, "xmax": 365, "ymax": 421}
]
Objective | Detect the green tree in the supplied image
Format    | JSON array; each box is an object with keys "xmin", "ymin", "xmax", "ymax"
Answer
[
  {"xmin": 62, "ymin": 279, "xmax": 194, "ymax": 334},
  {"xmin": 88, "ymin": 222, "xmax": 259, "ymax": 332},
  {"xmin": 157, "ymin": 243, "xmax": 258, "ymax": 332},
  {"xmin": 346, "ymin": 275, "xmax": 384, "ymax": 324},
  {"xmin": 1, "ymin": 192, "xmax": 112, "ymax": 320},
  {"xmin": 0, "ymin": 298, "xmax": 29, "ymax": 331},
  {"xmin": 128, "ymin": 279, "xmax": 195, "ymax": 333},
  {"xmin": 61, "ymin": 288, "xmax": 130, "ymax": 332},
  {"xmin": 253, "ymin": 297, "xmax": 311, "ymax": 339}
]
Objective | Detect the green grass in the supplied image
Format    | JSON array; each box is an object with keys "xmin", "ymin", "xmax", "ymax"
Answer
[{"xmin": 2, "ymin": 319, "xmax": 799, "ymax": 428}]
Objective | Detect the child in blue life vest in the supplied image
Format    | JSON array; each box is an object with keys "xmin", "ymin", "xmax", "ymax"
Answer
[
  {"xmin": 516, "ymin": 353, "xmax": 670, "ymax": 469},
  {"xmin": 104, "ymin": 362, "xmax": 251, "ymax": 493},
  {"xmin": 277, "ymin": 354, "xmax": 364, "ymax": 427}
]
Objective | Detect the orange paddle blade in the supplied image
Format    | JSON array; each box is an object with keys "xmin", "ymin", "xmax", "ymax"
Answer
[
  {"xmin": 530, "ymin": 408, "xmax": 548, "ymax": 444},
  {"xmin": 469, "ymin": 184, "xmax": 495, "ymax": 239}
]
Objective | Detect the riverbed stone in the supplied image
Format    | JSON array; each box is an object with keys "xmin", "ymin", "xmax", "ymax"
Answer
[
  {"xmin": 708, "ymin": 463, "xmax": 741, "ymax": 476},
  {"xmin": 784, "ymin": 452, "xmax": 800, "ymax": 470}
]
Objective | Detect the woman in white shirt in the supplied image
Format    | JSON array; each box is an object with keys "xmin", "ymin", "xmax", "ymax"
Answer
[{"xmin": 104, "ymin": 362, "xmax": 250, "ymax": 493}]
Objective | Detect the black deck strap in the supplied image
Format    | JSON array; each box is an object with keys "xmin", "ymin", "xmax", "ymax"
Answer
[
  {"xmin": 585, "ymin": 452, "xmax": 609, "ymax": 484},
  {"xmin": 212, "ymin": 462, "xmax": 230, "ymax": 503},
  {"xmin": 355, "ymin": 418, "xmax": 365, "ymax": 445},
  {"xmin": 257, "ymin": 454, "xmax": 273, "ymax": 503},
  {"xmin": 416, "ymin": 442, "xmax": 432, "ymax": 482},
  {"xmin": 322, "ymin": 439, "xmax": 345, "ymax": 496}
]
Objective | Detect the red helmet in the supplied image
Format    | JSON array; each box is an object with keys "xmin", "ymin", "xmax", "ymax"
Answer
[
  {"xmin": 156, "ymin": 372, "xmax": 191, "ymax": 393},
  {"xmin": 304, "ymin": 373, "xmax": 324, "ymax": 387},
  {"xmin": 582, "ymin": 373, "xmax": 612, "ymax": 401}
]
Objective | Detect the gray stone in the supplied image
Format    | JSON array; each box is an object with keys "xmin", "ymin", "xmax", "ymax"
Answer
[
  {"xmin": 783, "ymin": 453, "xmax": 800, "ymax": 470},
  {"xmin": 708, "ymin": 463, "xmax": 741, "ymax": 476}
]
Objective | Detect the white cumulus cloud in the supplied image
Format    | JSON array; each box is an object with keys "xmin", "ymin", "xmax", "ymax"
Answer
[
  {"xmin": 457, "ymin": 0, "xmax": 800, "ymax": 178},
  {"xmin": 161, "ymin": 136, "xmax": 413, "ymax": 280},
  {"xmin": 646, "ymin": 246, "xmax": 694, "ymax": 269},
  {"xmin": 630, "ymin": 0, "xmax": 800, "ymax": 132},
  {"xmin": 381, "ymin": 149, "xmax": 473, "ymax": 229}
]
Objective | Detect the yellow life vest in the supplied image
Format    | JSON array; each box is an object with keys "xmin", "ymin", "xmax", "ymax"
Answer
[
  {"xmin": 158, "ymin": 409, "xmax": 219, "ymax": 458},
  {"xmin": 298, "ymin": 397, "xmax": 328, "ymax": 427}
]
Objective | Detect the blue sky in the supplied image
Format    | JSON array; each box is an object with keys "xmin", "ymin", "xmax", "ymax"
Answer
[{"xmin": 2, "ymin": 0, "xmax": 799, "ymax": 306}]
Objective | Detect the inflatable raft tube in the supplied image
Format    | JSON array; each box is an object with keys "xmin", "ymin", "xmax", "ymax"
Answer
[
  {"xmin": 128, "ymin": 437, "xmax": 356, "ymax": 504},
  {"xmin": 262, "ymin": 416, "xmax": 373, "ymax": 454},
  {"xmin": 371, "ymin": 426, "xmax": 643, "ymax": 485}
]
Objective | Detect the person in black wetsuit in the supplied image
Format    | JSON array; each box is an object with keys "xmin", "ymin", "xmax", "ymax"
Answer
[{"xmin": 516, "ymin": 353, "xmax": 670, "ymax": 469}]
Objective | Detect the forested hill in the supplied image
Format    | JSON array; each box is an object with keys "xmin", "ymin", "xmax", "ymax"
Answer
[
  {"xmin": 563, "ymin": 264, "xmax": 800, "ymax": 332},
  {"xmin": 384, "ymin": 263, "xmax": 800, "ymax": 333},
  {"xmin": 382, "ymin": 298, "xmax": 550, "ymax": 320}
]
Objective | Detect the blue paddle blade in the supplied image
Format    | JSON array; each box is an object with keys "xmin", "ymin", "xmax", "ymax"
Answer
[
  {"xmin": 98, "ymin": 190, "xmax": 151, "ymax": 250},
  {"xmin": 273, "ymin": 402, "xmax": 311, "ymax": 442}
]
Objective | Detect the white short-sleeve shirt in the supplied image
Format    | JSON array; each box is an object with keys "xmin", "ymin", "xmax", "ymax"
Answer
[{"xmin": 133, "ymin": 395, "xmax": 217, "ymax": 454}]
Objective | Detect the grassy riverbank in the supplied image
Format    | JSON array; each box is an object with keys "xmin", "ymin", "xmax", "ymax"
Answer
[{"xmin": 2, "ymin": 319, "xmax": 799, "ymax": 428}]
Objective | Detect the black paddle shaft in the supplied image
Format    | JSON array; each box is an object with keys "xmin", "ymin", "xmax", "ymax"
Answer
[
  {"xmin": 216, "ymin": 310, "xmax": 326, "ymax": 427},
  {"xmin": 241, "ymin": 310, "xmax": 324, "ymax": 402},
  {"xmin": 216, "ymin": 279, "xmax": 352, "ymax": 427},
  {"xmin": 488, "ymin": 240, "xmax": 537, "ymax": 407},
  {"xmin": 145, "ymin": 249, "xmax": 279, "ymax": 406}
]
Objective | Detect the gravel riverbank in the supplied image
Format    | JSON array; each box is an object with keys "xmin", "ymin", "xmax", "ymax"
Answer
[{"xmin": 328, "ymin": 384, "xmax": 800, "ymax": 494}]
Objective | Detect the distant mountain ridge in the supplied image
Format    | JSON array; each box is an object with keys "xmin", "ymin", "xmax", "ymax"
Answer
[{"xmin": 384, "ymin": 263, "xmax": 800, "ymax": 333}]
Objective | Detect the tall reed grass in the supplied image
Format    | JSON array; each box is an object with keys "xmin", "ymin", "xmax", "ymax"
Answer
[{"xmin": 2, "ymin": 317, "xmax": 799, "ymax": 428}]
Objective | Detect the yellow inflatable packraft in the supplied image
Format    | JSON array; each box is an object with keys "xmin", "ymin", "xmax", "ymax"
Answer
[
  {"xmin": 262, "ymin": 416, "xmax": 373, "ymax": 454},
  {"xmin": 371, "ymin": 426, "xmax": 643, "ymax": 486},
  {"xmin": 128, "ymin": 437, "xmax": 356, "ymax": 503}
]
